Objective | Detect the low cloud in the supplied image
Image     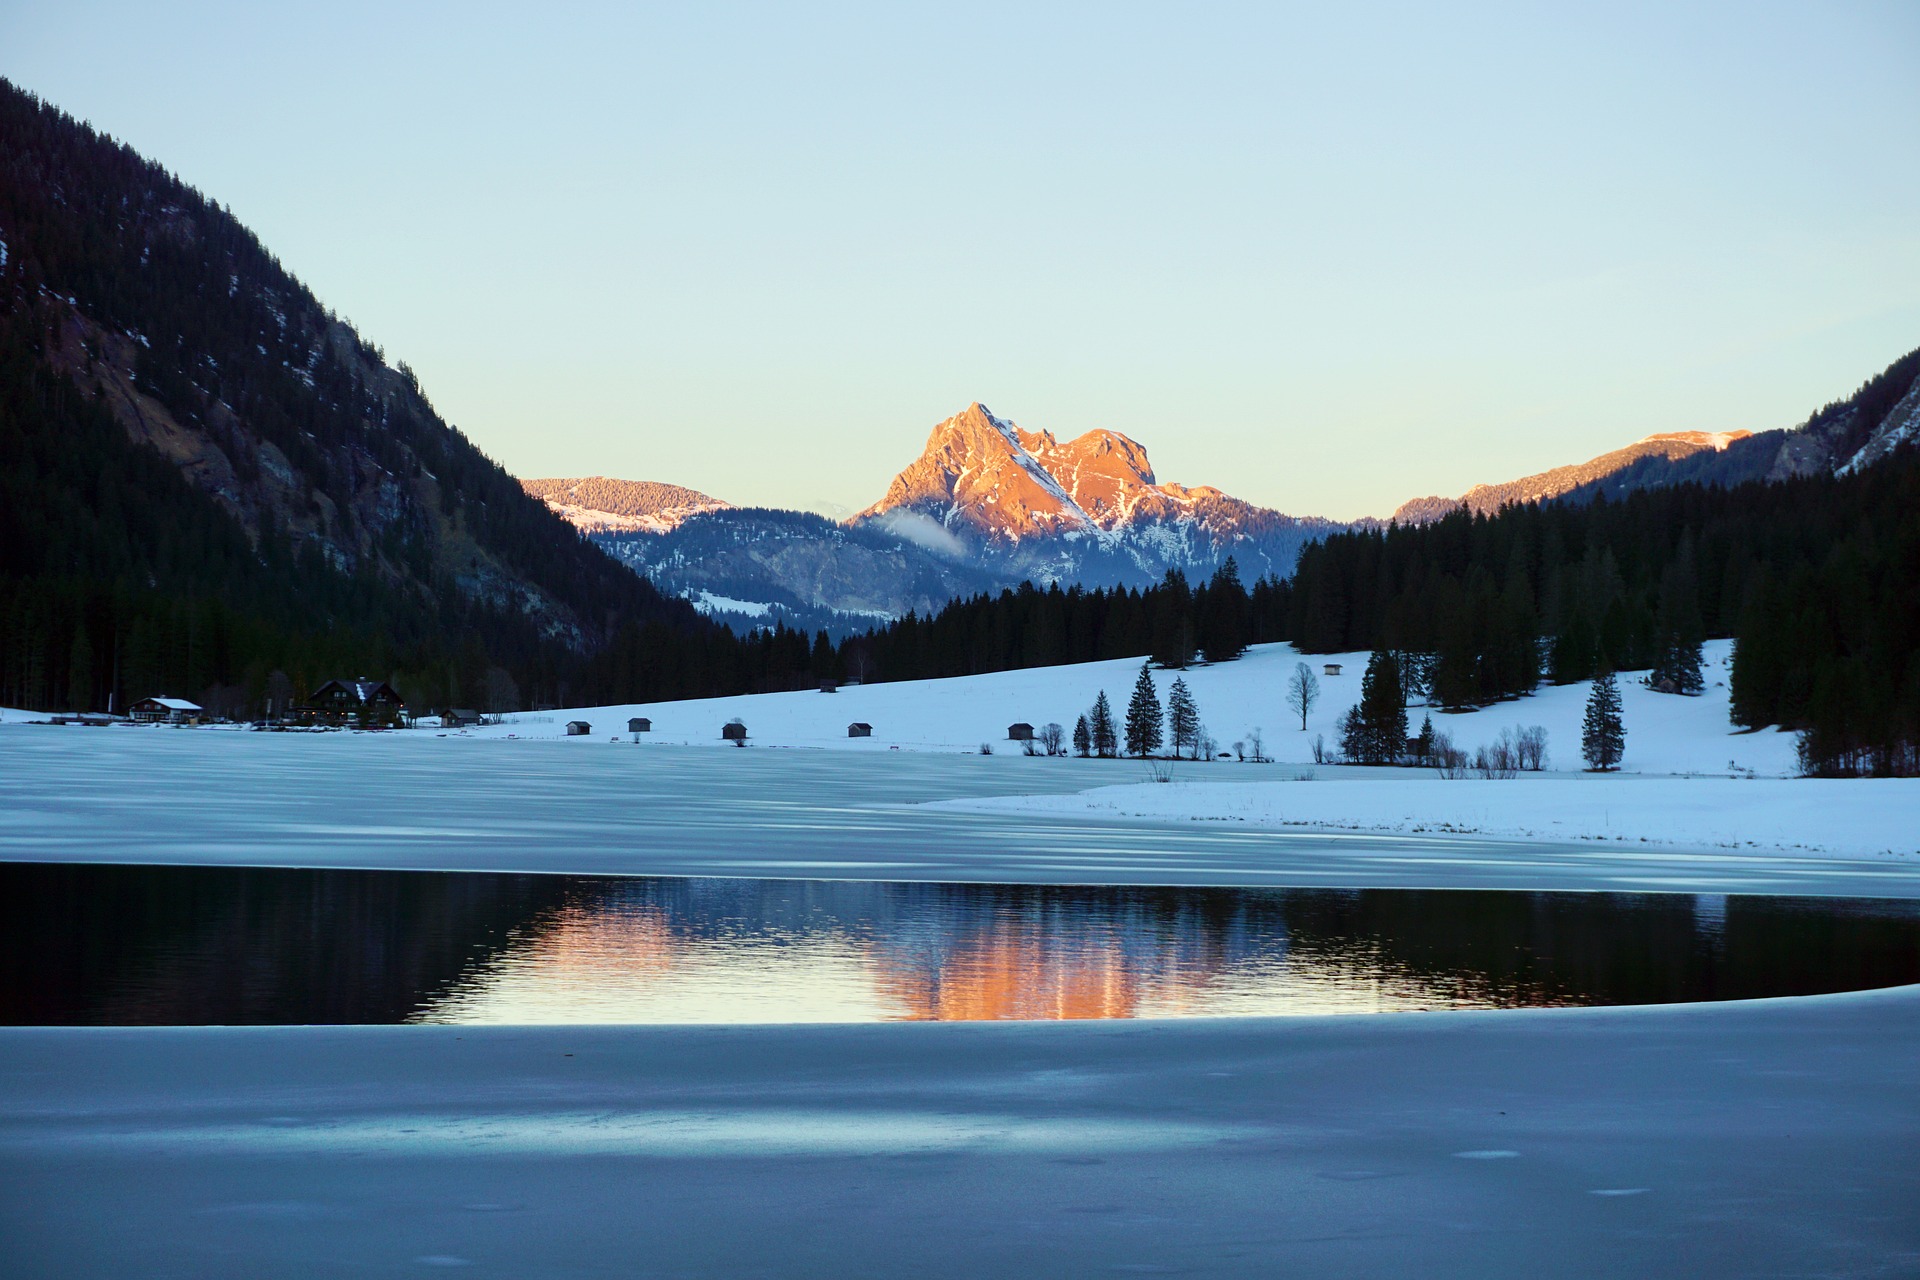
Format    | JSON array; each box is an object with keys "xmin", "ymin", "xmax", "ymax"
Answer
[{"xmin": 866, "ymin": 509, "xmax": 970, "ymax": 559}]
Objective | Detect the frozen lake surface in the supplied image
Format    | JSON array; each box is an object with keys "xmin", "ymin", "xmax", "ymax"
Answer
[
  {"xmin": 7, "ymin": 863, "xmax": 1918, "ymax": 1025},
  {"xmin": 3, "ymin": 727, "xmax": 1916, "ymax": 896},
  {"xmin": 3, "ymin": 725, "xmax": 1917, "ymax": 1276}
]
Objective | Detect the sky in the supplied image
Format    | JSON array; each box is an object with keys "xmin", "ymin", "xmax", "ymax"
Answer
[{"xmin": 5, "ymin": 2, "xmax": 1919, "ymax": 520}]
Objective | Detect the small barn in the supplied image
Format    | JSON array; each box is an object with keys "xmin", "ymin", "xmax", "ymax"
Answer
[
  {"xmin": 1323, "ymin": 663, "xmax": 1343, "ymax": 677},
  {"xmin": 628, "ymin": 717, "xmax": 651, "ymax": 736},
  {"xmin": 444, "ymin": 708, "xmax": 480, "ymax": 727},
  {"xmin": 565, "ymin": 720, "xmax": 592, "ymax": 736},
  {"xmin": 722, "ymin": 720, "xmax": 748, "ymax": 743},
  {"xmin": 847, "ymin": 722, "xmax": 872, "ymax": 738},
  {"xmin": 1007, "ymin": 722, "xmax": 1035, "ymax": 742},
  {"xmin": 129, "ymin": 696, "xmax": 202, "ymax": 724}
]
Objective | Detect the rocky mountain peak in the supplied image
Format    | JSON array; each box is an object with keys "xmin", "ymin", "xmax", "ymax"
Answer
[{"xmin": 855, "ymin": 403, "xmax": 1088, "ymax": 540}]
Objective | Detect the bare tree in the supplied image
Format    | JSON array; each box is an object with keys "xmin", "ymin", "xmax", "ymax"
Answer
[
  {"xmin": 1431, "ymin": 732, "xmax": 1471, "ymax": 778},
  {"xmin": 1514, "ymin": 725, "xmax": 1549, "ymax": 771},
  {"xmin": 1040, "ymin": 722, "xmax": 1067, "ymax": 757},
  {"xmin": 1247, "ymin": 725, "xmax": 1266, "ymax": 763},
  {"xmin": 484, "ymin": 666, "xmax": 521, "ymax": 717},
  {"xmin": 264, "ymin": 669, "xmax": 294, "ymax": 721},
  {"xmin": 1285, "ymin": 662, "xmax": 1320, "ymax": 731}
]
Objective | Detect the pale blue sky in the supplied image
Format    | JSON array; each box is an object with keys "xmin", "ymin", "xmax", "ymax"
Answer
[{"xmin": 6, "ymin": 2, "xmax": 1918, "ymax": 519}]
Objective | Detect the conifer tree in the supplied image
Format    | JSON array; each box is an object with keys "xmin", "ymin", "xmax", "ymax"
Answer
[
  {"xmin": 1581, "ymin": 669, "xmax": 1626, "ymax": 770},
  {"xmin": 1167, "ymin": 676, "xmax": 1200, "ymax": 759},
  {"xmin": 1124, "ymin": 662, "xmax": 1165, "ymax": 758},
  {"xmin": 1089, "ymin": 691, "xmax": 1118, "ymax": 758},
  {"xmin": 1345, "ymin": 650, "xmax": 1408, "ymax": 764},
  {"xmin": 1072, "ymin": 714, "xmax": 1092, "ymax": 758}
]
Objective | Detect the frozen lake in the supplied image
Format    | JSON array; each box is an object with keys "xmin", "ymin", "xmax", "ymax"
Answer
[
  {"xmin": 7, "ymin": 863, "xmax": 1917, "ymax": 1025},
  {"xmin": 2, "ymin": 726, "xmax": 1916, "ymax": 896}
]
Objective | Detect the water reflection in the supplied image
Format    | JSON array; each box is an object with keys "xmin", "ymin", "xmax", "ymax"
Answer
[{"xmin": 3, "ymin": 864, "xmax": 1916, "ymax": 1026}]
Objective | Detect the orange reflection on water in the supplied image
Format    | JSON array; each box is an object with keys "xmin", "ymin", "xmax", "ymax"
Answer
[{"xmin": 871, "ymin": 930, "xmax": 1144, "ymax": 1021}]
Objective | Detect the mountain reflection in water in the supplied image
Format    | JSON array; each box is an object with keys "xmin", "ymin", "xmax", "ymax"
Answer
[{"xmin": 3, "ymin": 865, "xmax": 1916, "ymax": 1026}]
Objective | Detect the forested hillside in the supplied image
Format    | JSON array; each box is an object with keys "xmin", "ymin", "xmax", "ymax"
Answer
[{"xmin": 0, "ymin": 81, "xmax": 782, "ymax": 714}]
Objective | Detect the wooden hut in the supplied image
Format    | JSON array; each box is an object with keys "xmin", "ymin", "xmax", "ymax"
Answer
[
  {"xmin": 1323, "ymin": 663, "xmax": 1343, "ymax": 677},
  {"xmin": 722, "ymin": 720, "xmax": 748, "ymax": 743},
  {"xmin": 128, "ymin": 696, "xmax": 202, "ymax": 724},
  {"xmin": 628, "ymin": 717, "xmax": 651, "ymax": 736},
  {"xmin": 565, "ymin": 720, "xmax": 592, "ymax": 736},
  {"xmin": 847, "ymin": 722, "xmax": 872, "ymax": 738},
  {"xmin": 1007, "ymin": 722, "xmax": 1035, "ymax": 742}
]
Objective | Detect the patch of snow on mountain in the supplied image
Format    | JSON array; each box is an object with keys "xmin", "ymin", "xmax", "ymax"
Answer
[{"xmin": 689, "ymin": 591, "xmax": 773, "ymax": 618}]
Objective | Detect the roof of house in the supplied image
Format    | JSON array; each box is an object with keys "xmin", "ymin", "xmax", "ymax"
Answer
[{"xmin": 138, "ymin": 696, "xmax": 202, "ymax": 711}]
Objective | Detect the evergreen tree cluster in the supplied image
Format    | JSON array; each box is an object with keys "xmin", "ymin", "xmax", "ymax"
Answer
[{"xmin": 848, "ymin": 561, "xmax": 1278, "ymax": 685}]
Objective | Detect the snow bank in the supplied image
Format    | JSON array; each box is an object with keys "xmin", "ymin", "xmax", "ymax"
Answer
[{"xmin": 933, "ymin": 775, "xmax": 1920, "ymax": 862}]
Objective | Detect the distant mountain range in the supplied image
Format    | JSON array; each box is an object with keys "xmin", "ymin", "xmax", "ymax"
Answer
[
  {"xmin": 525, "ymin": 357, "xmax": 1920, "ymax": 633},
  {"xmin": 1391, "ymin": 431, "xmax": 1755, "ymax": 524},
  {"xmin": 524, "ymin": 403, "xmax": 1347, "ymax": 631}
]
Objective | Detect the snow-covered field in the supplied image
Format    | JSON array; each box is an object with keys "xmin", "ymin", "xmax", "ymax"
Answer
[
  {"xmin": 456, "ymin": 640, "xmax": 1805, "ymax": 777},
  {"xmin": 935, "ymin": 776, "xmax": 1920, "ymax": 863},
  {"xmin": 2, "ymin": 637, "xmax": 1913, "ymax": 877}
]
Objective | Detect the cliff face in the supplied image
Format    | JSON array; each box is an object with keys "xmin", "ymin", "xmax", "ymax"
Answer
[{"xmin": 856, "ymin": 403, "xmax": 1092, "ymax": 541}]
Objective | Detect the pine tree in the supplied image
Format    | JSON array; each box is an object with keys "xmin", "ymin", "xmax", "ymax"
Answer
[
  {"xmin": 1347, "ymin": 650, "xmax": 1408, "ymax": 764},
  {"xmin": 1415, "ymin": 713, "xmax": 1435, "ymax": 764},
  {"xmin": 1072, "ymin": 714, "xmax": 1092, "ymax": 758},
  {"xmin": 1124, "ymin": 662, "xmax": 1164, "ymax": 758},
  {"xmin": 1581, "ymin": 669, "xmax": 1626, "ymax": 770},
  {"xmin": 1167, "ymin": 676, "xmax": 1200, "ymax": 759},
  {"xmin": 1090, "ymin": 691, "xmax": 1118, "ymax": 758}
]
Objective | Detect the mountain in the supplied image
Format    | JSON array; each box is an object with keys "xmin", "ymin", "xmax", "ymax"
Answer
[
  {"xmin": 591, "ymin": 506, "xmax": 1003, "ymax": 636},
  {"xmin": 1393, "ymin": 431, "xmax": 1755, "ymax": 524},
  {"xmin": 1396, "ymin": 345, "xmax": 1920, "ymax": 521},
  {"xmin": 539, "ymin": 403, "xmax": 1346, "ymax": 634},
  {"xmin": 0, "ymin": 79, "xmax": 748, "ymax": 715},
  {"xmin": 854, "ymin": 402, "xmax": 1344, "ymax": 585},
  {"xmin": 521, "ymin": 476, "xmax": 729, "ymax": 534}
]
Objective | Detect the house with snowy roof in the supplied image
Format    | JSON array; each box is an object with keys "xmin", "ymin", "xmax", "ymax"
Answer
[{"xmin": 129, "ymin": 696, "xmax": 202, "ymax": 724}]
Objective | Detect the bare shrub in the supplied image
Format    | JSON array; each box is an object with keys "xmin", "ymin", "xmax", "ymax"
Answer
[
  {"xmin": 1310, "ymin": 733, "xmax": 1330, "ymax": 764},
  {"xmin": 1473, "ymin": 730, "xmax": 1520, "ymax": 779},
  {"xmin": 1040, "ymin": 722, "xmax": 1066, "ymax": 756},
  {"xmin": 979, "ymin": 742, "xmax": 993, "ymax": 756},
  {"xmin": 1514, "ymin": 724, "xmax": 1549, "ymax": 771},
  {"xmin": 1146, "ymin": 758, "xmax": 1177, "ymax": 783},
  {"xmin": 1430, "ymin": 731, "xmax": 1472, "ymax": 779}
]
